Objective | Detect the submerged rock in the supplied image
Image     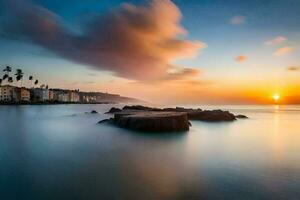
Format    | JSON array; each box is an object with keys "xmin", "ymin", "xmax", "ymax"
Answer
[
  {"xmin": 98, "ymin": 118, "xmax": 113, "ymax": 124},
  {"xmin": 235, "ymin": 115, "xmax": 248, "ymax": 119},
  {"xmin": 187, "ymin": 110, "xmax": 236, "ymax": 122},
  {"xmin": 113, "ymin": 111, "xmax": 190, "ymax": 132},
  {"xmin": 105, "ymin": 107, "xmax": 122, "ymax": 114}
]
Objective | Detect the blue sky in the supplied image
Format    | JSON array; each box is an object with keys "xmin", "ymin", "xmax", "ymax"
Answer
[{"xmin": 0, "ymin": 0, "xmax": 299, "ymax": 103}]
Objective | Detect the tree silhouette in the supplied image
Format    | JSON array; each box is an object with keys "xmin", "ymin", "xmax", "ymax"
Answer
[
  {"xmin": 8, "ymin": 77, "xmax": 13, "ymax": 84},
  {"xmin": 34, "ymin": 79, "xmax": 39, "ymax": 87},
  {"xmin": 3, "ymin": 66, "xmax": 12, "ymax": 85},
  {"xmin": 15, "ymin": 69, "xmax": 24, "ymax": 87}
]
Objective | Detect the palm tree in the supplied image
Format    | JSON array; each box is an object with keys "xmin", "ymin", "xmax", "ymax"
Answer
[
  {"xmin": 34, "ymin": 79, "xmax": 39, "ymax": 87},
  {"xmin": 15, "ymin": 69, "xmax": 24, "ymax": 87},
  {"xmin": 3, "ymin": 66, "xmax": 12, "ymax": 85},
  {"xmin": 29, "ymin": 75, "xmax": 33, "ymax": 88},
  {"xmin": 8, "ymin": 77, "xmax": 13, "ymax": 84},
  {"xmin": 2, "ymin": 74, "xmax": 8, "ymax": 81}
]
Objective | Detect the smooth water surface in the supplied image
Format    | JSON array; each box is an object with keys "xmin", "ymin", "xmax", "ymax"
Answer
[{"xmin": 0, "ymin": 104, "xmax": 299, "ymax": 199}]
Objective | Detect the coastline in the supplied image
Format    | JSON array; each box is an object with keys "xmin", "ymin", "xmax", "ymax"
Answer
[{"xmin": 0, "ymin": 102, "xmax": 119, "ymax": 106}]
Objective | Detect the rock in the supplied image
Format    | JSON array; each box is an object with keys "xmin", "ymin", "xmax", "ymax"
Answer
[
  {"xmin": 98, "ymin": 118, "xmax": 113, "ymax": 124},
  {"xmin": 122, "ymin": 105, "xmax": 162, "ymax": 111},
  {"xmin": 105, "ymin": 107, "xmax": 122, "ymax": 114},
  {"xmin": 187, "ymin": 110, "xmax": 236, "ymax": 122},
  {"xmin": 235, "ymin": 115, "xmax": 248, "ymax": 119},
  {"xmin": 91, "ymin": 110, "xmax": 98, "ymax": 114},
  {"xmin": 113, "ymin": 111, "xmax": 190, "ymax": 132}
]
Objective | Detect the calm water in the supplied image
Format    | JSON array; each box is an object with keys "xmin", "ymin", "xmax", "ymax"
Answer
[{"xmin": 0, "ymin": 104, "xmax": 299, "ymax": 200}]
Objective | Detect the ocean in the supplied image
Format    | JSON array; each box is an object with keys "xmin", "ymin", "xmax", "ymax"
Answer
[{"xmin": 0, "ymin": 104, "xmax": 299, "ymax": 199}]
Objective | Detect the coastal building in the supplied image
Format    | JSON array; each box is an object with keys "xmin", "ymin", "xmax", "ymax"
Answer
[
  {"xmin": 31, "ymin": 88, "xmax": 49, "ymax": 102},
  {"xmin": 13, "ymin": 87, "xmax": 30, "ymax": 102},
  {"xmin": 58, "ymin": 92, "xmax": 69, "ymax": 102},
  {"xmin": 0, "ymin": 85, "xmax": 15, "ymax": 102},
  {"xmin": 80, "ymin": 92, "xmax": 97, "ymax": 103},
  {"xmin": 49, "ymin": 90, "xmax": 54, "ymax": 102},
  {"xmin": 68, "ymin": 90, "xmax": 80, "ymax": 102}
]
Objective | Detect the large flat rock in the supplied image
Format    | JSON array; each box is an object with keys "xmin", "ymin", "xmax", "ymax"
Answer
[{"xmin": 113, "ymin": 111, "xmax": 190, "ymax": 132}]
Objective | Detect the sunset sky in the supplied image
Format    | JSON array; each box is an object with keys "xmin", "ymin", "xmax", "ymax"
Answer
[{"xmin": 0, "ymin": 0, "xmax": 299, "ymax": 104}]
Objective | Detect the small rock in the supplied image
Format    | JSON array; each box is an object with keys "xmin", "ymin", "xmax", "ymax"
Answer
[
  {"xmin": 91, "ymin": 110, "xmax": 98, "ymax": 114},
  {"xmin": 235, "ymin": 115, "xmax": 248, "ymax": 119},
  {"xmin": 98, "ymin": 118, "xmax": 113, "ymax": 124},
  {"xmin": 105, "ymin": 107, "xmax": 122, "ymax": 114}
]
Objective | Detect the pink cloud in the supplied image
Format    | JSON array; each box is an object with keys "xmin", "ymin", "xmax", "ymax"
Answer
[
  {"xmin": 235, "ymin": 55, "xmax": 248, "ymax": 62},
  {"xmin": 230, "ymin": 15, "xmax": 246, "ymax": 25},
  {"xmin": 3, "ymin": 0, "xmax": 206, "ymax": 81},
  {"xmin": 274, "ymin": 46, "xmax": 293, "ymax": 56},
  {"xmin": 265, "ymin": 36, "xmax": 287, "ymax": 45}
]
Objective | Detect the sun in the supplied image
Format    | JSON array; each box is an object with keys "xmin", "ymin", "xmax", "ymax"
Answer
[{"xmin": 273, "ymin": 94, "xmax": 280, "ymax": 102}]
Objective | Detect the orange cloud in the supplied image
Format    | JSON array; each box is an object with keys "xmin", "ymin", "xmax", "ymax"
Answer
[
  {"xmin": 229, "ymin": 15, "xmax": 246, "ymax": 25},
  {"xmin": 274, "ymin": 46, "xmax": 293, "ymax": 56},
  {"xmin": 265, "ymin": 36, "xmax": 287, "ymax": 45},
  {"xmin": 3, "ymin": 0, "xmax": 206, "ymax": 81},
  {"xmin": 235, "ymin": 55, "xmax": 248, "ymax": 62},
  {"xmin": 287, "ymin": 66, "xmax": 300, "ymax": 71}
]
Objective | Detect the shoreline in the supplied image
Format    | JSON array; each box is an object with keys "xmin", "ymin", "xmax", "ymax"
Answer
[{"xmin": 0, "ymin": 102, "xmax": 119, "ymax": 106}]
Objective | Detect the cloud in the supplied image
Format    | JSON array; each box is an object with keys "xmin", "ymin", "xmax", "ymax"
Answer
[
  {"xmin": 274, "ymin": 46, "xmax": 293, "ymax": 56},
  {"xmin": 287, "ymin": 66, "xmax": 300, "ymax": 71},
  {"xmin": 235, "ymin": 55, "xmax": 248, "ymax": 62},
  {"xmin": 229, "ymin": 15, "xmax": 246, "ymax": 25},
  {"xmin": 265, "ymin": 36, "xmax": 287, "ymax": 46},
  {"xmin": 1, "ymin": 0, "xmax": 206, "ymax": 81}
]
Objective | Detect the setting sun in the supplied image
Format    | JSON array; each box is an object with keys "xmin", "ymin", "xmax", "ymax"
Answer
[{"xmin": 273, "ymin": 94, "xmax": 280, "ymax": 102}]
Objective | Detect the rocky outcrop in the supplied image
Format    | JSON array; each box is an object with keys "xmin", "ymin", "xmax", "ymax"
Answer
[
  {"xmin": 113, "ymin": 111, "xmax": 190, "ymax": 132},
  {"xmin": 105, "ymin": 107, "xmax": 122, "ymax": 114},
  {"xmin": 188, "ymin": 110, "xmax": 236, "ymax": 122},
  {"xmin": 121, "ymin": 105, "xmax": 236, "ymax": 122},
  {"xmin": 100, "ymin": 105, "xmax": 248, "ymax": 133}
]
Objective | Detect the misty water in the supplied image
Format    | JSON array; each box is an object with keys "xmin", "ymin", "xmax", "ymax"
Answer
[{"xmin": 0, "ymin": 104, "xmax": 299, "ymax": 199}]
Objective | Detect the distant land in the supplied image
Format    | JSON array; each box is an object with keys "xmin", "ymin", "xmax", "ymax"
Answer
[{"xmin": 0, "ymin": 85, "xmax": 141, "ymax": 105}]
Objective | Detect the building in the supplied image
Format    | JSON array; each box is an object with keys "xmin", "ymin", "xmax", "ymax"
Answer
[
  {"xmin": 0, "ymin": 85, "xmax": 15, "ymax": 102},
  {"xmin": 58, "ymin": 92, "xmax": 69, "ymax": 102},
  {"xmin": 80, "ymin": 92, "xmax": 97, "ymax": 103},
  {"xmin": 31, "ymin": 88, "xmax": 49, "ymax": 102},
  {"xmin": 49, "ymin": 90, "xmax": 54, "ymax": 102},
  {"xmin": 68, "ymin": 91, "xmax": 80, "ymax": 103},
  {"xmin": 14, "ymin": 87, "xmax": 30, "ymax": 102}
]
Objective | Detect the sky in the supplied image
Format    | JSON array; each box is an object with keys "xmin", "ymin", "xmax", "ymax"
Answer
[{"xmin": 0, "ymin": 0, "xmax": 299, "ymax": 104}]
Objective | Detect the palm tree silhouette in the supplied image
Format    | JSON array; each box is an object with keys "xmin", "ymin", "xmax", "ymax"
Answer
[
  {"xmin": 3, "ymin": 66, "xmax": 12, "ymax": 85},
  {"xmin": 15, "ymin": 69, "xmax": 24, "ymax": 87},
  {"xmin": 29, "ymin": 76, "xmax": 33, "ymax": 88},
  {"xmin": 34, "ymin": 79, "xmax": 39, "ymax": 87},
  {"xmin": 8, "ymin": 77, "xmax": 13, "ymax": 84}
]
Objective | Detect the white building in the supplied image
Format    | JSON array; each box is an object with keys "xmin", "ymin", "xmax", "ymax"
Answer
[
  {"xmin": 0, "ymin": 85, "xmax": 15, "ymax": 102},
  {"xmin": 58, "ymin": 92, "xmax": 69, "ymax": 102},
  {"xmin": 68, "ymin": 91, "xmax": 80, "ymax": 102}
]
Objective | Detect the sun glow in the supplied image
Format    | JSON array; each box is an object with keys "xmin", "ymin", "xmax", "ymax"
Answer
[{"xmin": 273, "ymin": 94, "xmax": 280, "ymax": 102}]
